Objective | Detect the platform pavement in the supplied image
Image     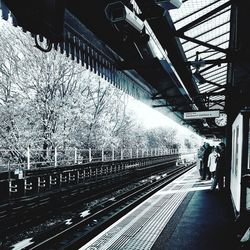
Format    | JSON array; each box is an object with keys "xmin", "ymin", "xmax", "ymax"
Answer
[
  {"xmin": 80, "ymin": 168, "xmax": 239, "ymax": 250},
  {"xmin": 152, "ymin": 179, "xmax": 239, "ymax": 250}
]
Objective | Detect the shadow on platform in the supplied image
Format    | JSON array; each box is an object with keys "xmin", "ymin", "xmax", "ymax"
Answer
[{"xmin": 152, "ymin": 185, "xmax": 239, "ymax": 250}]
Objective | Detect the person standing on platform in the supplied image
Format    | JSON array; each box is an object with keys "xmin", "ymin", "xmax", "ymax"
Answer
[
  {"xmin": 207, "ymin": 146, "xmax": 219, "ymax": 179},
  {"xmin": 210, "ymin": 142, "xmax": 226, "ymax": 191},
  {"xmin": 201, "ymin": 142, "xmax": 212, "ymax": 180},
  {"xmin": 197, "ymin": 145, "xmax": 205, "ymax": 178},
  {"xmin": 217, "ymin": 142, "xmax": 226, "ymax": 190}
]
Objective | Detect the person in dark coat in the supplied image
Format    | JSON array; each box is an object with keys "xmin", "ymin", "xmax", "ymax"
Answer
[
  {"xmin": 197, "ymin": 145, "xmax": 205, "ymax": 177},
  {"xmin": 201, "ymin": 142, "xmax": 212, "ymax": 180},
  {"xmin": 210, "ymin": 142, "xmax": 226, "ymax": 191},
  {"xmin": 216, "ymin": 142, "xmax": 226, "ymax": 190}
]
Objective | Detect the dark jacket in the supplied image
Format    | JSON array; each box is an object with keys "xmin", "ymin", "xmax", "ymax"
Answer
[
  {"xmin": 216, "ymin": 150, "xmax": 226, "ymax": 176},
  {"xmin": 202, "ymin": 146, "xmax": 211, "ymax": 166}
]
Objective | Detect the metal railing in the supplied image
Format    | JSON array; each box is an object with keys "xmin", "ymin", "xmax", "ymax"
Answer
[{"xmin": 0, "ymin": 147, "xmax": 196, "ymax": 172}]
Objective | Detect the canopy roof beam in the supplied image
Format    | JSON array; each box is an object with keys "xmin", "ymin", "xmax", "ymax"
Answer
[
  {"xmin": 176, "ymin": 1, "xmax": 231, "ymax": 34},
  {"xmin": 178, "ymin": 34, "xmax": 228, "ymax": 54}
]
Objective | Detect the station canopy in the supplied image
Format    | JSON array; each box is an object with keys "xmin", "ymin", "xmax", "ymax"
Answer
[
  {"xmin": 170, "ymin": 0, "xmax": 229, "ymax": 108},
  {"xmin": 168, "ymin": 0, "xmax": 231, "ymax": 137},
  {"xmin": 1, "ymin": 0, "xmax": 245, "ymax": 139}
]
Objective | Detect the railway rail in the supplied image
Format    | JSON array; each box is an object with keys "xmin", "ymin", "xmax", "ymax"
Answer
[{"xmin": 23, "ymin": 163, "xmax": 195, "ymax": 250}]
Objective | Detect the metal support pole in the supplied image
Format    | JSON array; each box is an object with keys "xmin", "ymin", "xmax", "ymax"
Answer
[
  {"xmin": 130, "ymin": 148, "xmax": 133, "ymax": 159},
  {"xmin": 136, "ymin": 148, "xmax": 139, "ymax": 158}
]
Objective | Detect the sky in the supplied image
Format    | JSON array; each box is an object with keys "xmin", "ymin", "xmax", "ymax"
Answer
[
  {"xmin": 127, "ymin": 97, "xmax": 213, "ymax": 148},
  {"xmin": 127, "ymin": 96, "xmax": 203, "ymax": 139},
  {"xmin": 126, "ymin": 96, "xmax": 221, "ymax": 147},
  {"xmin": 128, "ymin": 97, "xmax": 181, "ymax": 128}
]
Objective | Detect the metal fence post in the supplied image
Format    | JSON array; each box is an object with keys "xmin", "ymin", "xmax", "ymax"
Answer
[
  {"xmin": 55, "ymin": 146, "xmax": 57, "ymax": 167},
  {"xmin": 121, "ymin": 149, "xmax": 123, "ymax": 160},
  {"xmin": 89, "ymin": 148, "xmax": 92, "ymax": 162},
  {"xmin": 112, "ymin": 148, "xmax": 114, "ymax": 161},
  {"xmin": 136, "ymin": 148, "xmax": 139, "ymax": 158},
  {"xmin": 74, "ymin": 148, "xmax": 77, "ymax": 164},
  {"xmin": 27, "ymin": 146, "xmax": 30, "ymax": 170},
  {"xmin": 102, "ymin": 148, "xmax": 104, "ymax": 162},
  {"xmin": 130, "ymin": 148, "xmax": 133, "ymax": 159}
]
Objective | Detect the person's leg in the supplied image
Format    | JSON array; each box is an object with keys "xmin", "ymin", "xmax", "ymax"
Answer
[
  {"xmin": 210, "ymin": 176, "xmax": 218, "ymax": 190},
  {"xmin": 199, "ymin": 161, "xmax": 203, "ymax": 177},
  {"xmin": 218, "ymin": 175, "xmax": 224, "ymax": 191},
  {"xmin": 206, "ymin": 167, "xmax": 211, "ymax": 180},
  {"xmin": 201, "ymin": 163, "xmax": 207, "ymax": 180},
  {"xmin": 211, "ymin": 171, "xmax": 215, "ymax": 179}
]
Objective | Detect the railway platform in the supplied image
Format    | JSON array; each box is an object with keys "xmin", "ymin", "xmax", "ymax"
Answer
[{"xmin": 80, "ymin": 167, "xmax": 239, "ymax": 250}]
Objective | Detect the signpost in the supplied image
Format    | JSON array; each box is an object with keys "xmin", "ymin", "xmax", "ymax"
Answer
[{"xmin": 184, "ymin": 110, "xmax": 220, "ymax": 120}]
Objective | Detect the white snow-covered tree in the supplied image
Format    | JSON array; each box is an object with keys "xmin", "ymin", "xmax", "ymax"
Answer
[
  {"xmin": 0, "ymin": 21, "xmax": 135, "ymax": 162},
  {"xmin": 0, "ymin": 20, "xmax": 191, "ymax": 168}
]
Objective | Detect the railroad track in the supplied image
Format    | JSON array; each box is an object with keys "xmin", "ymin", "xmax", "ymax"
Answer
[
  {"xmin": 26, "ymin": 163, "xmax": 194, "ymax": 250},
  {"xmin": 0, "ymin": 158, "xmax": 179, "ymax": 236},
  {"xmin": 0, "ymin": 175, "xmax": 133, "ymax": 240}
]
